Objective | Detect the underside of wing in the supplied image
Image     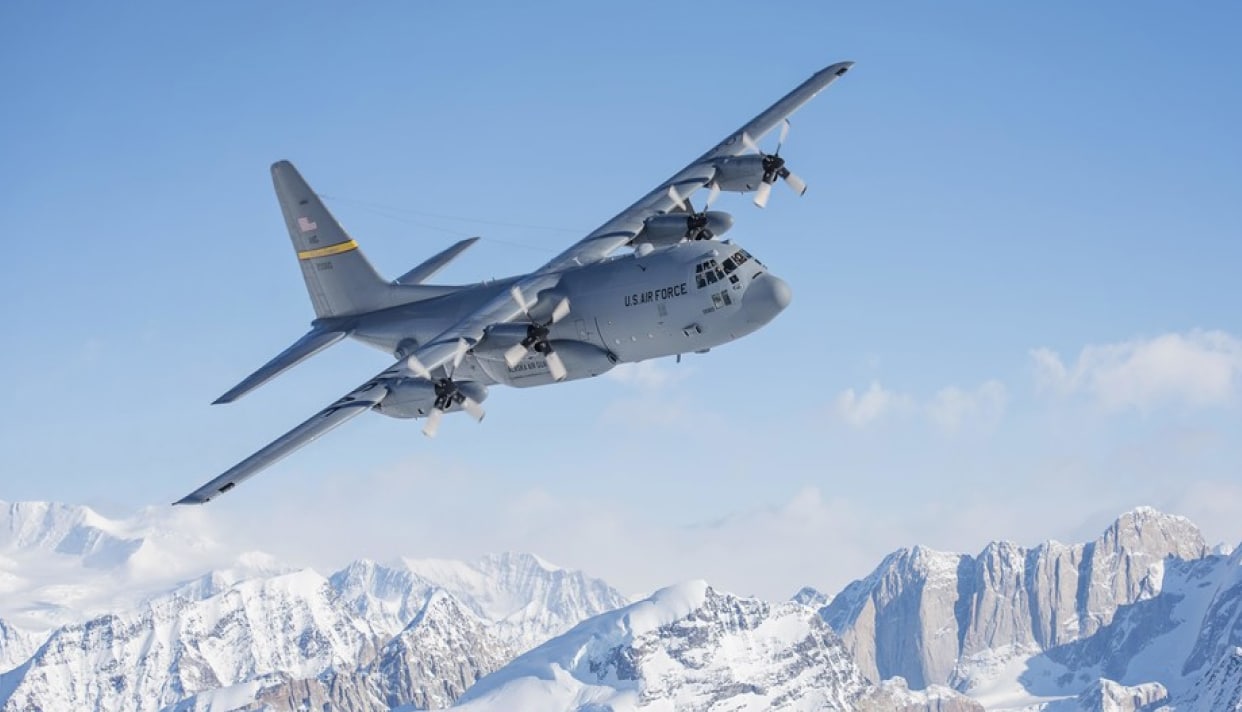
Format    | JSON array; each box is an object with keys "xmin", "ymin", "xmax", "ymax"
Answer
[{"xmin": 175, "ymin": 377, "xmax": 390, "ymax": 504}]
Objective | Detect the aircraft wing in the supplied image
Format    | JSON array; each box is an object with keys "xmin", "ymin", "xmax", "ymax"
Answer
[
  {"xmin": 532, "ymin": 60, "xmax": 854, "ymax": 275},
  {"xmin": 175, "ymin": 363, "xmax": 398, "ymax": 504}
]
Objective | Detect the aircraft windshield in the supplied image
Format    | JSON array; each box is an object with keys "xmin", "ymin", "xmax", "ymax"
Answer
[{"xmin": 694, "ymin": 248, "xmax": 758, "ymax": 289}]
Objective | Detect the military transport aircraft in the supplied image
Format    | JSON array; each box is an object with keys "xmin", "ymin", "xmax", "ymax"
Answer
[{"xmin": 175, "ymin": 60, "xmax": 854, "ymax": 505}]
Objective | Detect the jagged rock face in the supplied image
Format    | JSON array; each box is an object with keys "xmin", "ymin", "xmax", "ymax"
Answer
[
  {"xmin": 456, "ymin": 582, "xmax": 982, "ymax": 712},
  {"xmin": 372, "ymin": 591, "xmax": 516, "ymax": 709},
  {"xmin": 182, "ymin": 590, "xmax": 518, "ymax": 712},
  {"xmin": 856, "ymin": 678, "xmax": 985, "ymax": 712},
  {"xmin": 792, "ymin": 586, "xmax": 832, "ymax": 607},
  {"xmin": 824, "ymin": 546, "xmax": 971, "ymax": 688},
  {"xmin": 0, "ymin": 520, "xmax": 627, "ymax": 712},
  {"xmin": 0, "ymin": 570, "xmax": 382, "ymax": 712},
  {"xmin": 330, "ymin": 559, "xmax": 435, "ymax": 638},
  {"xmin": 823, "ymin": 508, "xmax": 1208, "ymax": 690},
  {"xmin": 1180, "ymin": 646, "xmax": 1242, "ymax": 712},
  {"xmin": 1070, "ymin": 678, "xmax": 1170, "ymax": 712},
  {"xmin": 330, "ymin": 553, "xmax": 629, "ymax": 652},
  {"xmin": 625, "ymin": 588, "xmax": 869, "ymax": 710},
  {"xmin": 1184, "ymin": 547, "xmax": 1242, "ymax": 676},
  {"xmin": 167, "ymin": 672, "xmax": 388, "ymax": 712}
]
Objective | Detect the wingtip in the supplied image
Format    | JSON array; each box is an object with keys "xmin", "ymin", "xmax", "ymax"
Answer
[{"xmin": 823, "ymin": 60, "xmax": 855, "ymax": 77}]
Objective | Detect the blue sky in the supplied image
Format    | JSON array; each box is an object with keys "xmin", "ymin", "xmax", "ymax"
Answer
[{"xmin": 2, "ymin": 2, "xmax": 1240, "ymax": 598}]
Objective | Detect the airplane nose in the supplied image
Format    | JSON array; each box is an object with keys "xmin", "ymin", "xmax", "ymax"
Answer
[{"xmin": 743, "ymin": 274, "xmax": 792, "ymax": 324}]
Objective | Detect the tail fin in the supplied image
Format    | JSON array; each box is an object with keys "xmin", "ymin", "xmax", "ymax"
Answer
[{"xmin": 271, "ymin": 161, "xmax": 454, "ymax": 318}]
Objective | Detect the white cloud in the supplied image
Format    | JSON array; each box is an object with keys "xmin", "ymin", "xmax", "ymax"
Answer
[
  {"xmin": 1032, "ymin": 330, "xmax": 1242, "ymax": 412},
  {"xmin": 833, "ymin": 382, "xmax": 913, "ymax": 427},
  {"xmin": 833, "ymin": 380, "xmax": 1006, "ymax": 432},
  {"xmin": 606, "ymin": 360, "xmax": 686, "ymax": 390},
  {"xmin": 927, "ymin": 380, "xmax": 1007, "ymax": 433}
]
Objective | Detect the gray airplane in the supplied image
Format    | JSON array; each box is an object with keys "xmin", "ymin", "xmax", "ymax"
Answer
[{"xmin": 175, "ymin": 61, "xmax": 854, "ymax": 505}]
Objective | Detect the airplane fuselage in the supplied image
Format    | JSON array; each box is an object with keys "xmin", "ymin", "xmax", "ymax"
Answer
[{"xmin": 335, "ymin": 239, "xmax": 789, "ymax": 397}]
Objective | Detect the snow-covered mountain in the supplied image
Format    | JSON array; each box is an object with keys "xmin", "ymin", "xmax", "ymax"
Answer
[
  {"xmin": 822, "ymin": 507, "xmax": 1242, "ymax": 710},
  {"xmin": 0, "ymin": 501, "xmax": 627, "ymax": 712},
  {"xmin": 331, "ymin": 553, "xmax": 628, "ymax": 651},
  {"xmin": 3, "ymin": 500, "xmax": 1238, "ymax": 711},
  {"xmin": 455, "ymin": 581, "xmax": 982, "ymax": 712},
  {"xmin": 0, "ymin": 499, "xmax": 274, "ymax": 633}
]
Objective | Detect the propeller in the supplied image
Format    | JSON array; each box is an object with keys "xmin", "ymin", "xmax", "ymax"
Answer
[
  {"xmin": 504, "ymin": 286, "xmax": 571, "ymax": 381},
  {"xmin": 406, "ymin": 338, "xmax": 485, "ymax": 437},
  {"xmin": 742, "ymin": 119, "xmax": 807, "ymax": 208},
  {"xmin": 667, "ymin": 182, "xmax": 722, "ymax": 240}
]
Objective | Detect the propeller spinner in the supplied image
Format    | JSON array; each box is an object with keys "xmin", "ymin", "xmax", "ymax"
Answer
[
  {"xmin": 406, "ymin": 338, "xmax": 486, "ymax": 437},
  {"xmin": 504, "ymin": 286, "xmax": 571, "ymax": 382},
  {"xmin": 742, "ymin": 119, "xmax": 807, "ymax": 208},
  {"xmin": 667, "ymin": 182, "xmax": 722, "ymax": 240}
]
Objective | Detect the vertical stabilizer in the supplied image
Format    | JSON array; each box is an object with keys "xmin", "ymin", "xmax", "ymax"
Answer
[{"xmin": 271, "ymin": 160, "xmax": 395, "ymax": 318}]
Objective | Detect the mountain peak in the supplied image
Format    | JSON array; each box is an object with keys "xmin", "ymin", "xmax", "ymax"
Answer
[
  {"xmin": 792, "ymin": 585, "xmax": 832, "ymax": 608},
  {"xmin": 1100, "ymin": 506, "xmax": 1207, "ymax": 561}
]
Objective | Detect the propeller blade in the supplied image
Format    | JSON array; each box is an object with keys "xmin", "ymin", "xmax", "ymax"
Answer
[
  {"xmin": 461, "ymin": 397, "xmax": 485, "ymax": 422},
  {"xmin": 550, "ymin": 297, "xmax": 571, "ymax": 324},
  {"xmin": 504, "ymin": 342, "xmax": 529, "ymax": 368},
  {"xmin": 545, "ymin": 350, "xmax": 568, "ymax": 382},
  {"xmin": 742, "ymin": 132, "xmax": 761, "ymax": 155},
  {"xmin": 753, "ymin": 181, "xmax": 773, "ymax": 208},
  {"xmin": 783, "ymin": 170, "xmax": 807, "ymax": 196},
  {"xmin": 776, "ymin": 119, "xmax": 790, "ymax": 154},
  {"xmin": 422, "ymin": 408, "xmax": 443, "ymax": 438},
  {"xmin": 667, "ymin": 185, "xmax": 688, "ymax": 211},
  {"xmin": 510, "ymin": 285, "xmax": 531, "ymax": 314},
  {"xmin": 406, "ymin": 355, "xmax": 431, "ymax": 379},
  {"xmin": 704, "ymin": 182, "xmax": 721, "ymax": 210},
  {"xmin": 452, "ymin": 338, "xmax": 469, "ymax": 370}
]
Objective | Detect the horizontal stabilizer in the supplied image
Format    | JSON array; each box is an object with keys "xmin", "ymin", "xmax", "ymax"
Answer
[
  {"xmin": 213, "ymin": 329, "xmax": 348, "ymax": 404},
  {"xmin": 395, "ymin": 236, "xmax": 480, "ymax": 285}
]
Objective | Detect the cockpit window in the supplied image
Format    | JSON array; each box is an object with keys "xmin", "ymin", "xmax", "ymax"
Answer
[{"xmin": 694, "ymin": 258, "xmax": 727, "ymax": 289}]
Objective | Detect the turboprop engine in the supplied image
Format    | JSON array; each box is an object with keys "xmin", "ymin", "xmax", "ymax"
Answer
[
  {"xmin": 373, "ymin": 378, "xmax": 488, "ymax": 419},
  {"xmin": 637, "ymin": 211, "xmax": 734, "ymax": 245},
  {"xmin": 473, "ymin": 327, "xmax": 617, "ymax": 387},
  {"xmin": 711, "ymin": 154, "xmax": 769, "ymax": 192}
]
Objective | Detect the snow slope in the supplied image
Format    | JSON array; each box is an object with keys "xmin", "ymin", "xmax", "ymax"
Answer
[{"xmin": 455, "ymin": 581, "xmax": 981, "ymax": 712}]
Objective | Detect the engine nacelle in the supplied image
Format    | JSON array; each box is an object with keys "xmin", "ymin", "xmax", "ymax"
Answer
[
  {"xmin": 711, "ymin": 154, "xmax": 767, "ymax": 193},
  {"xmin": 475, "ymin": 340, "xmax": 617, "ymax": 387},
  {"xmin": 373, "ymin": 378, "xmax": 488, "ymax": 419},
  {"xmin": 473, "ymin": 323, "xmax": 532, "ymax": 358},
  {"xmin": 637, "ymin": 211, "xmax": 734, "ymax": 246}
]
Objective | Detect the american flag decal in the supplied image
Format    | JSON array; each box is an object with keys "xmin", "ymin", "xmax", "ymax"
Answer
[{"xmin": 298, "ymin": 216, "xmax": 318, "ymax": 233}]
